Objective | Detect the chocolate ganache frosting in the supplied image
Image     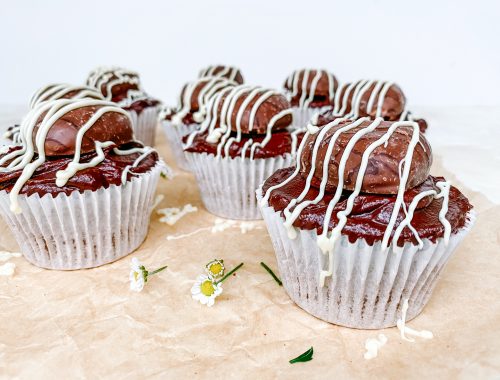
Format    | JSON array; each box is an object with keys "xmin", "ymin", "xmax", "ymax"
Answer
[
  {"xmin": 312, "ymin": 80, "xmax": 428, "ymax": 133},
  {"xmin": 261, "ymin": 117, "xmax": 472, "ymax": 284},
  {"xmin": 0, "ymin": 98, "xmax": 159, "ymax": 213},
  {"xmin": 284, "ymin": 69, "xmax": 339, "ymax": 108},
  {"xmin": 184, "ymin": 85, "xmax": 303, "ymax": 159},
  {"xmin": 198, "ymin": 65, "xmax": 244, "ymax": 85}
]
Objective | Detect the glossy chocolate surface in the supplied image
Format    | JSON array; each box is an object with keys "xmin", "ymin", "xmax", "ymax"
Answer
[
  {"xmin": 206, "ymin": 90, "xmax": 292, "ymax": 134},
  {"xmin": 0, "ymin": 142, "xmax": 158, "ymax": 196},
  {"xmin": 284, "ymin": 70, "xmax": 338, "ymax": 108},
  {"xmin": 184, "ymin": 130, "xmax": 303, "ymax": 159},
  {"xmin": 300, "ymin": 119, "xmax": 432, "ymax": 194},
  {"xmin": 263, "ymin": 167, "xmax": 472, "ymax": 246},
  {"xmin": 33, "ymin": 105, "xmax": 134, "ymax": 157}
]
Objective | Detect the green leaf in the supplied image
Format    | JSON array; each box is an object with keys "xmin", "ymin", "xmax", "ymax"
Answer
[
  {"xmin": 260, "ymin": 262, "xmax": 282, "ymax": 286},
  {"xmin": 289, "ymin": 347, "xmax": 313, "ymax": 364}
]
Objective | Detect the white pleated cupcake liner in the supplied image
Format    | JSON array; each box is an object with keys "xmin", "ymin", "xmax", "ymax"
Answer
[
  {"xmin": 161, "ymin": 120, "xmax": 196, "ymax": 172},
  {"xmin": 128, "ymin": 105, "xmax": 159, "ymax": 147},
  {"xmin": 257, "ymin": 190, "xmax": 475, "ymax": 329},
  {"xmin": 290, "ymin": 106, "xmax": 331, "ymax": 130},
  {"xmin": 0, "ymin": 163, "xmax": 163, "ymax": 270},
  {"xmin": 186, "ymin": 152, "xmax": 295, "ymax": 220}
]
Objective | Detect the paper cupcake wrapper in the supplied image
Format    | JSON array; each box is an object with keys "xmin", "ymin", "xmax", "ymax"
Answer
[
  {"xmin": 257, "ymin": 190, "xmax": 475, "ymax": 329},
  {"xmin": 128, "ymin": 105, "xmax": 159, "ymax": 147},
  {"xmin": 186, "ymin": 152, "xmax": 295, "ymax": 220},
  {"xmin": 290, "ymin": 106, "xmax": 331, "ymax": 130},
  {"xmin": 161, "ymin": 120, "xmax": 196, "ymax": 172},
  {"xmin": 0, "ymin": 163, "xmax": 162, "ymax": 270}
]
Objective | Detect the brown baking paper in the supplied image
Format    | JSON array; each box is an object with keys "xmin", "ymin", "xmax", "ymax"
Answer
[{"xmin": 0, "ymin": 129, "xmax": 499, "ymax": 379}]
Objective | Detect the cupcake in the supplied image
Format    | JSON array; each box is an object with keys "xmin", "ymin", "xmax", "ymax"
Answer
[
  {"xmin": 284, "ymin": 69, "xmax": 339, "ymax": 129},
  {"xmin": 258, "ymin": 117, "xmax": 474, "ymax": 328},
  {"xmin": 198, "ymin": 65, "xmax": 244, "ymax": 84},
  {"xmin": 161, "ymin": 76, "xmax": 238, "ymax": 171},
  {"xmin": 312, "ymin": 80, "xmax": 428, "ymax": 132},
  {"xmin": 86, "ymin": 66, "xmax": 160, "ymax": 146},
  {"xmin": 4, "ymin": 83, "xmax": 106, "ymax": 143},
  {"xmin": 0, "ymin": 98, "xmax": 162, "ymax": 270},
  {"xmin": 184, "ymin": 85, "xmax": 302, "ymax": 220}
]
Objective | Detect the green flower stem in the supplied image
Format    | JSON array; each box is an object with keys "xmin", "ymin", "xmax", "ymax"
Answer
[
  {"xmin": 216, "ymin": 262, "xmax": 244, "ymax": 284},
  {"xmin": 260, "ymin": 262, "xmax": 282, "ymax": 286},
  {"xmin": 289, "ymin": 347, "xmax": 314, "ymax": 364},
  {"xmin": 146, "ymin": 265, "xmax": 168, "ymax": 281}
]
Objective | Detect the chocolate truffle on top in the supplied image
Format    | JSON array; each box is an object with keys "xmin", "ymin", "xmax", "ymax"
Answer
[
  {"xmin": 184, "ymin": 85, "xmax": 302, "ymax": 159},
  {"xmin": 198, "ymin": 65, "xmax": 244, "ymax": 85},
  {"xmin": 284, "ymin": 69, "xmax": 339, "ymax": 108},
  {"xmin": 4, "ymin": 84, "xmax": 106, "ymax": 144},
  {"xmin": 86, "ymin": 66, "xmax": 141, "ymax": 103},
  {"xmin": 165, "ymin": 76, "xmax": 238, "ymax": 126},
  {"xmin": 0, "ymin": 98, "xmax": 158, "ymax": 214},
  {"xmin": 312, "ymin": 80, "xmax": 428, "ymax": 132},
  {"xmin": 29, "ymin": 83, "xmax": 105, "ymax": 109}
]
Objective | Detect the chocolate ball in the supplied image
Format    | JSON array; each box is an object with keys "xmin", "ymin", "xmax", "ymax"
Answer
[
  {"xmin": 86, "ymin": 67, "xmax": 141, "ymax": 102},
  {"xmin": 284, "ymin": 69, "xmax": 339, "ymax": 108},
  {"xmin": 198, "ymin": 65, "xmax": 244, "ymax": 84},
  {"xmin": 207, "ymin": 86, "xmax": 293, "ymax": 134},
  {"xmin": 31, "ymin": 100, "xmax": 134, "ymax": 157},
  {"xmin": 317, "ymin": 80, "xmax": 406, "ymax": 125},
  {"xmin": 30, "ymin": 83, "xmax": 105, "ymax": 109},
  {"xmin": 299, "ymin": 119, "xmax": 432, "ymax": 194}
]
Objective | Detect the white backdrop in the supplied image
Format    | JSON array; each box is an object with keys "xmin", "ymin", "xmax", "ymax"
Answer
[{"xmin": 0, "ymin": 0, "xmax": 499, "ymax": 107}]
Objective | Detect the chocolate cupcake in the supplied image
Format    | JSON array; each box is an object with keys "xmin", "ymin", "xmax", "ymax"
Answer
[
  {"xmin": 183, "ymin": 85, "xmax": 302, "ymax": 219},
  {"xmin": 258, "ymin": 117, "xmax": 474, "ymax": 328},
  {"xmin": 161, "ymin": 76, "xmax": 238, "ymax": 171},
  {"xmin": 312, "ymin": 80, "xmax": 428, "ymax": 132},
  {"xmin": 0, "ymin": 98, "xmax": 162, "ymax": 270},
  {"xmin": 198, "ymin": 65, "xmax": 244, "ymax": 84},
  {"xmin": 86, "ymin": 66, "xmax": 160, "ymax": 146},
  {"xmin": 284, "ymin": 69, "xmax": 339, "ymax": 129}
]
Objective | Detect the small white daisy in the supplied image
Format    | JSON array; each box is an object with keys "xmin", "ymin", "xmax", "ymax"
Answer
[
  {"xmin": 130, "ymin": 258, "xmax": 146, "ymax": 292},
  {"xmin": 129, "ymin": 257, "xmax": 167, "ymax": 293},
  {"xmin": 191, "ymin": 274, "xmax": 223, "ymax": 307},
  {"xmin": 205, "ymin": 259, "xmax": 225, "ymax": 280}
]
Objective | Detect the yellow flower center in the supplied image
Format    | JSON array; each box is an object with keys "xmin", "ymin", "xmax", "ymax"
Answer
[
  {"xmin": 201, "ymin": 280, "xmax": 216, "ymax": 296},
  {"xmin": 208, "ymin": 263, "xmax": 223, "ymax": 276},
  {"xmin": 133, "ymin": 271, "xmax": 139, "ymax": 281}
]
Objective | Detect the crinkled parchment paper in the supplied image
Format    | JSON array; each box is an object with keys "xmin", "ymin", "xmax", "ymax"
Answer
[{"xmin": 0, "ymin": 128, "xmax": 499, "ymax": 379}]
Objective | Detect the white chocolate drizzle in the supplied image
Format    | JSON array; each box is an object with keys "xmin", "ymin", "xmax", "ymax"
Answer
[
  {"xmin": 171, "ymin": 76, "xmax": 237, "ymax": 126},
  {"xmin": 397, "ymin": 299, "xmax": 434, "ymax": 342},
  {"xmin": 3, "ymin": 125, "xmax": 21, "ymax": 144},
  {"xmin": 364, "ymin": 334, "xmax": 388, "ymax": 360},
  {"xmin": 29, "ymin": 83, "xmax": 104, "ymax": 109},
  {"xmin": 184, "ymin": 85, "xmax": 293, "ymax": 159},
  {"xmin": 165, "ymin": 218, "xmax": 262, "ymax": 240},
  {"xmin": 0, "ymin": 251, "xmax": 21, "ymax": 262},
  {"xmin": 307, "ymin": 80, "xmax": 419, "ymax": 129},
  {"xmin": 198, "ymin": 65, "xmax": 241, "ymax": 83},
  {"xmin": 87, "ymin": 66, "xmax": 141, "ymax": 101},
  {"xmin": 262, "ymin": 118, "xmax": 451, "ymax": 286},
  {"xmin": 0, "ymin": 98, "xmax": 154, "ymax": 214},
  {"xmin": 284, "ymin": 69, "xmax": 336, "ymax": 108},
  {"xmin": 0, "ymin": 262, "xmax": 15, "ymax": 276},
  {"xmin": 157, "ymin": 203, "xmax": 198, "ymax": 225}
]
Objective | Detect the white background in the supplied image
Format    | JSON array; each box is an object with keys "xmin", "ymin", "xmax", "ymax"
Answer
[{"xmin": 0, "ymin": 0, "xmax": 499, "ymax": 107}]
